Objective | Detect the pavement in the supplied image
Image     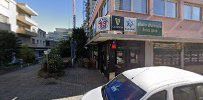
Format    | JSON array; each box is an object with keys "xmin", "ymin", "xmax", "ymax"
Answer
[{"xmin": 0, "ymin": 64, "xmax": 108, "ymax": 100}]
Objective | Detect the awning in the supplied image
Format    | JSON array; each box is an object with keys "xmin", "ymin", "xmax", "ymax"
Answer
[{"xmin": 87, "ymin": 33, "xmax": 203, "ymax": 45}]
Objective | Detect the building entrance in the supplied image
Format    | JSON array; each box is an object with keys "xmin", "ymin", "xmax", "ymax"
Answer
[{"xmin": 115, "ymin": 41, "xmax": 145, "ymax": 74}]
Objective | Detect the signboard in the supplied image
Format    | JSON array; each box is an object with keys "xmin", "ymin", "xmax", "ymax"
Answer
[
  {"xmin": 124, "ymin": 17, "xmax": 137, "ymax": 32},
  {"xmin": 96, "ymin": 16, "xmax": 110, "ymax": 32},
  {"xmin": 111, "ymin": 16, "xmax": 124, "ymax": 31},
  {"xmin": 137, "ymin": 19, "xmax": 162, "ymax": 36}
]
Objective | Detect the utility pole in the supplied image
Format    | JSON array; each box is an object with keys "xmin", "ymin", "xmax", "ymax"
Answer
[
  {"xmin": 71, "ymin": 0, "xmax": 77, "ymax": 67},
  {"xmin": 73, "ymin": 0, "xmax": 76, "ymax": 29}
]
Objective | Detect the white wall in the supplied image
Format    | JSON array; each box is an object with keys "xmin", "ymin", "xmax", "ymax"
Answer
[{"xmin": 0, "ymin": 0, "xmax": 17, "ymax": 32}]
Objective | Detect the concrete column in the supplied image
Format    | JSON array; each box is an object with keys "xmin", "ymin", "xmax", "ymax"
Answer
[
  {"xmin": 110, "ymin": 0, "xmax": 115, "ymax": 14},
  {"xmin": 179, "ymin": 1, "xmax": 184, "ymax": 19},
  {"xmin": 145, "ymin": 41, "xmax": 154, "ymax": 67},
  {"xmin": 149, "ymin": 0, "xmax": 154, "ymax": 15},
  {"xmin": 181, "ymin": 43, "xmax": 185, "ymax": 69}
]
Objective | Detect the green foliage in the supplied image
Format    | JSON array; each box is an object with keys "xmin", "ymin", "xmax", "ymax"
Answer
[
  {"xmin": 58, "ymin": 40, "xmax": 71, "ymax": 58},
  {"xmin": 20, "ymin": 45, "xmax": 35, "ymax": 63},
  {"xmin": 47, "ymin": 48, "xmax": 64, "ymax": 73},
  {"xmin": 0, "ymin": 30, "xmax": 19, "ymax": 65},
  {"xmin": 72, "ymin": 28, "xmax": 89, "ymax": 58}
]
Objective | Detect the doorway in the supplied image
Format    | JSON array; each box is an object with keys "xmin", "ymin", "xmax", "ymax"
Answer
[{"xmin": 115, "ymin": 41, "xmax": 145, "ymax": 74}]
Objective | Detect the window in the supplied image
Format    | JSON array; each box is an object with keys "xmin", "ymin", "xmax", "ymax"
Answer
[
  {"xmin": 0, "ymin": 0, "xmax": 9, "ymax": 9},
  {"xmin": 133, "ymin": 0, "xmax": 147, "ymax": 14},
  {"xmin": 115, "ymin": 0, "xmax": 131, "ymax": 11},
  {"xmin": 0, "ymin": 14, "xmax": 8, "ymax": 23},
  {"xmin": 174, "ymin": 85, "xmax": 196, "ymax": 100},
  {"xmin": 148, "ymin": 90, "xmax": 167, "ymax": 100},
  {"xmin": 102, "ymin": 1, "xmax": 108, "ymax": 16},
  {"xmin": 165, "ymin": 2, "xmax": 177, "ymax": 18},
  {"xmin": 32, "ymin": 39, "xmax": 35, "ymax": 44},
  {"xmin": 184, "ymin": 4, "xmax": 201, "ymax": 21},
  {"xmin": 154, "ymin": 0, "xmax": 177, "ymax": 18}
]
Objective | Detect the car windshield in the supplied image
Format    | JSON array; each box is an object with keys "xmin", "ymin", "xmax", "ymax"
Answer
[{"xmin": 103, "ymin": 74, "xmax": 146, "ymax": 100}]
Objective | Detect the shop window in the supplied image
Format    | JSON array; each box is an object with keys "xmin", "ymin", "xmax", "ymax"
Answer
[
  {"xmin": 117, "ymin": 50, "xmax": 125, "ymax": 68},
  {"xmin": 184, "ymin": 44, "xmax": 203, "ymax": 66},
  {"xmin": 154, "ymin": 43, "xmax": 181, "ymax": 67},
  {"xmin": 133, "ymin": 0, "xmax": 147, "ymax": 14},
  {"xmin": 154, "ymin": 0, "xmax": 177, "ymax": 18},
  {"xmin": 184, "ymin": 4, "xmax": 201, "ymax": 21},
  {"xmin": 115, "ymin": 0, "xmax": 131, "ymax": 11}
]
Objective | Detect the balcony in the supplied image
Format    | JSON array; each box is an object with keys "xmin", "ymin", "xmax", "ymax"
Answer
[
  {"xmin": 0, "ymin": 22, "xmax": 10, "ymax": 31},
  {"xmin": 17, "ymin": 28, "xmax": 37, "ymax": 37},
  {"xmin": 17, "ymin": 15, "xmax": 38, "ymax": 26},
  {"xmin": 17, "ymin": 3, "xmax": 38, "ymax": 16}
]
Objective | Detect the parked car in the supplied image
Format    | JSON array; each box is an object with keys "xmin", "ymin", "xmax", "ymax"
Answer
[{"xmin": 82, "ymin": 66, "xmax": 203, "ymax": 100}]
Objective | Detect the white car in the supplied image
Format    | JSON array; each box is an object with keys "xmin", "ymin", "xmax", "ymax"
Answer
[{"xmin": 82, "ymin": 66, "xmax": 203, "ymax": 100}]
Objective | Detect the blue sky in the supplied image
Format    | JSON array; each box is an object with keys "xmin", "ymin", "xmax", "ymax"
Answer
[{"xmin": 17, "ymin": 0, "xmax": 84, "ymax": 32}]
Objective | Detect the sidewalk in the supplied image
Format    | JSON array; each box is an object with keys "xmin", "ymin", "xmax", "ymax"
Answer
[{"xmin": 0, "ymin": 64, "xmax": 108, "ymax": 100}]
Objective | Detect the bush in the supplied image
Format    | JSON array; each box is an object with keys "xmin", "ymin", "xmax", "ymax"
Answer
[
  {"xmin": 38, "ymin": 48, "xmax": 65, "ymax": 78},
  {"xmin": 48, "ymin": 48, "xmax": 64, "ymax": 73},
  {"xmin": 19, "ymin": 45, "xmax": 35, "ymax": 63},
  {"xmin": 0, "ymin": 30, "xmax": 19, "ymax": 66}
]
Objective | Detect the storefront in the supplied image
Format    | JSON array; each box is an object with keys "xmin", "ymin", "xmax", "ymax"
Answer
[{"xmin": 90, "ymin": 15, "xmax": 203, "ymax": 77}]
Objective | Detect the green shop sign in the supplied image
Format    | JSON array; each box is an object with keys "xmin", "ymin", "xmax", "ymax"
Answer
[{"xmin": 137, "ymin": 19, "xmax": 162, "ymax": 36}]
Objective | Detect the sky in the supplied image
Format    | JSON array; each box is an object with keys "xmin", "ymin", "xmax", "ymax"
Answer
[{"xmin": 16, "ymin": 0, "xmax": 84, "ymax": 32}]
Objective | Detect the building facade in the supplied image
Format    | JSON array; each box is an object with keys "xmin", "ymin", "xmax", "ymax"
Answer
[
  {"xmin": 0, "ymin": 1, "xmax": 47, "ymax": 59},
  {"xmin": 16, "ymin": 3, "xmax": 39, "ymax": 47},
  {"xmin": 32, "ymin": 29, "xmax": 47, "ymax": 58},
  {"xmin": 88, "ymin": 0, "xmax": 203, "ymax": 76},
  {"xmin": 47, "ymin": 28, "xmax": 72, "ymax": 42},
  {"xmin": 0, "ymin": 0, "xmax": 17, "ymax": 31}
]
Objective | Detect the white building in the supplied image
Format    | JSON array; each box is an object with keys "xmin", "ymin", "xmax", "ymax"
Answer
[
  {"xmin": 0, "ymin": 0, "xmax": 17, "ymax": 31},
  {"xmin": 47, "ymin": 28, "xmax": 72, "ymax": 42},
  {"xmin": 0, "ymin": 0, "xmax": 48, "ymax": 58}
]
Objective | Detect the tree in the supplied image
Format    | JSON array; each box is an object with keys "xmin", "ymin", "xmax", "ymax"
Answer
[
  {"xmin": 58, "ymin": 40, "xmax": 71, "ymax": 58},
  {"xmin": 0, "ymin": 31, "xmax": 19, "ymax": 65},
  {"xmin": 19, "ymin": 45, "xmax": 35, "ymax": 63},
  {"xmin": 72, "ymin": 28, "xmax": 88, "ymax": 58}
]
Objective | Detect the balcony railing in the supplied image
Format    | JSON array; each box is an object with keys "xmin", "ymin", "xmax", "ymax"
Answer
[
  {"xmin": 17, "ymin": 27, "xmax": 37, "ymax": 37},
  {"xmin": 17, "ymin": 15, "xmax": 38, "ymax": 26}
]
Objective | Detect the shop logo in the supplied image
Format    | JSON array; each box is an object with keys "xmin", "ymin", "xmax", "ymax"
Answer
[
  {"xmin": 126, "ymin": 19, "xmax": 134, "ymax": 28},
  {"xmin": 111, "ymin": 16, "xmax": 124, "ymax": 31},
  {"xmin": 115, "ymin": 18, "xmax": 121, "ymax": 26},
  {"xmin": 98, "ymin": 18, "xmax": 109, "ymax": 30}
]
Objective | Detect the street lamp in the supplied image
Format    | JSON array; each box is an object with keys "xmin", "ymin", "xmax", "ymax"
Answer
[{"xmin": 44, "ymin": 49, "xmax": 51, "ymax": 70}]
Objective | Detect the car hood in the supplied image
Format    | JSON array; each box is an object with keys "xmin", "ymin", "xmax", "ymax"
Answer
[{"xmin": 82, "ymin": 86, "xmax": 103, "ymax": 100}]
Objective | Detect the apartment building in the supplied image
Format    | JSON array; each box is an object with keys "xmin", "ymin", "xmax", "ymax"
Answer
[
  {"xmin": 87, "ymin": 0, "xmax": 203, "ymax": 76},
  {"xmin": 32, "ymin": 29, "xmax": 47, "ymax": 58},
  {"xmin": 47, "ymin": 28, "xmax": 72, "ymax": 42},
  {"xmin": 0, "ymin": 1, "xmax": 47, "ymax": 59},
  {"xmin": 16, "ymin": 3, "xmax": 39, "ymax": 47},
  {"xmin": 0, "ymin": 0, "xmax": 17, "ymax": 31}
]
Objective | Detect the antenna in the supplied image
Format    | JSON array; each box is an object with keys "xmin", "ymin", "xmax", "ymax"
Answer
[{"xmin": 73, "ymin": 0, "xmax": 76, "ymax": 29}]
